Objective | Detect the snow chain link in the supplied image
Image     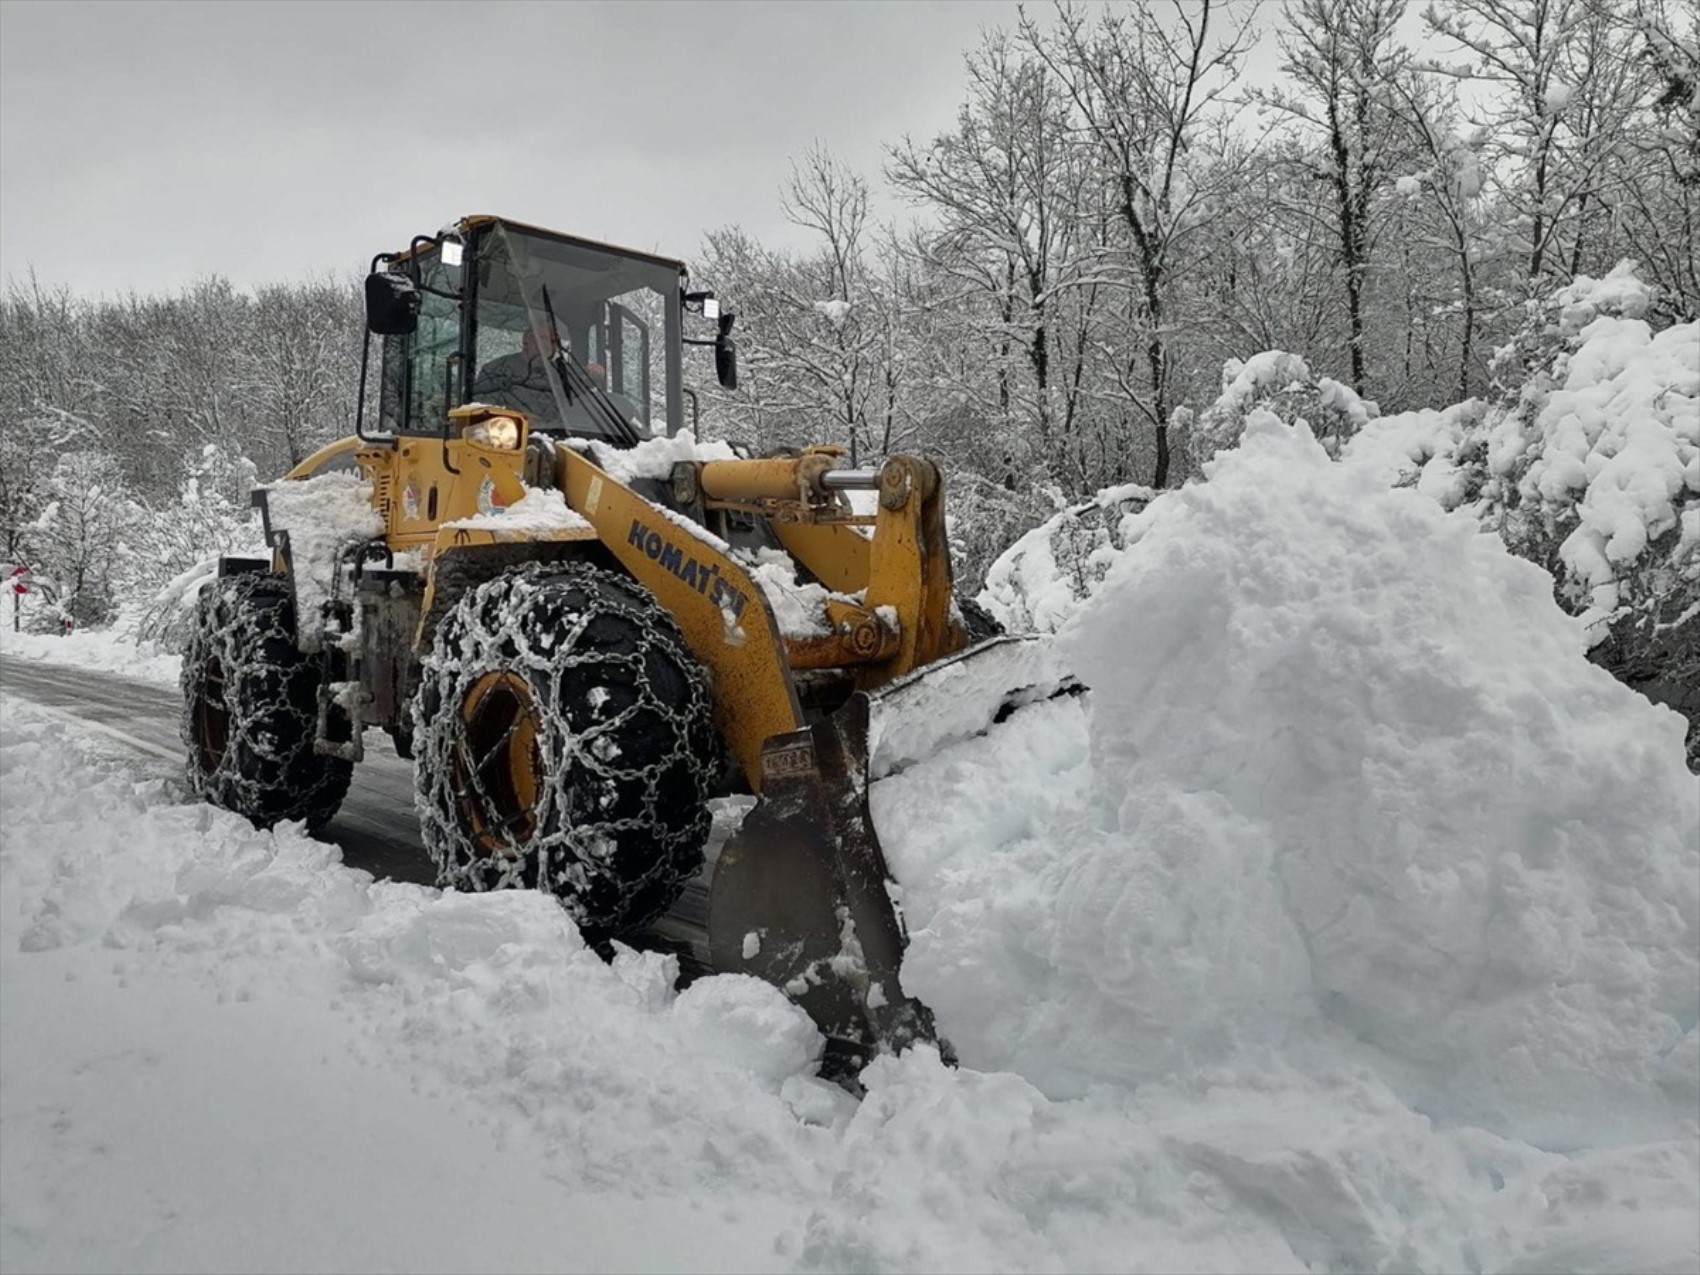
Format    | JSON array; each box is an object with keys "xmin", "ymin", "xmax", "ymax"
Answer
[{"xmin": 412, "ymin": 561, "xmax": 719, "ymax": 936}]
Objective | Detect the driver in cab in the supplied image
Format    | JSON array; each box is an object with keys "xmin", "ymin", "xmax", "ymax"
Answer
[
  {"xmin": 474, "ymin": 323, "xmax": 641, "ymax": 434},
  {"xmin": 473, "ymin": 324, "xmax": 559, "ymax": 425}
]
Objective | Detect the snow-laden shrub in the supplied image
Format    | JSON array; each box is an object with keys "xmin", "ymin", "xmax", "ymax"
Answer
[
  {"xmin": 1477, "ymin": 267, "xmax": 1697, "ymax": 642},
  {"xmin": 1490, "ymin": 277, "xmax": 1699, "ymax": 763},
  {"xmin": 1486, "ymin": 261, "xmax": 1657, "ymax": 398},
  {"xmin": 1346, "ymin": 265, "xmax": 1697, "ymax": 761},
  {"xmin": 945, "ymin": 471, "xmax": 1068, "ymax": 599},
  {"xmin": 1187, "ymin": 349, "xmax": 1376, "ymax": 469},
  {"xmin": 977, "ymin": 481, "xmax": 1155, "ymax": 634},
  {"xmin": 1338, "ymin": 399, "xmax": 1491, "ymax": 511},
  {"xmin": 126, "ymin": 444, "xmax": 265, "ymax": 652}
]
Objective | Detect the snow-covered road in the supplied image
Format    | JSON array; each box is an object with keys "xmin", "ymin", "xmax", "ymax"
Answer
[
  {"xmin": 0, "ymin": 658, "xmax": 717, "ymax": 970},
  {"xmin": 1, "ymin": 659, "xmax": 435, "ymax": 887}
]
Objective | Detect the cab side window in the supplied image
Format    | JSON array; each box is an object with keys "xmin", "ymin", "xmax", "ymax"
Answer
[{"xmin": 376, "ymin": 255, "xmax": 463, "ymax": 434}]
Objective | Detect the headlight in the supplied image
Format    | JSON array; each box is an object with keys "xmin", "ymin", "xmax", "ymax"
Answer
[{"xmin": 465, "ymin": 415, "xmax": 521, "ymax": 450}]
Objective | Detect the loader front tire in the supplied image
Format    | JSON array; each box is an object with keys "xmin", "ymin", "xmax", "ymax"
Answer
[
  {"xmin": 181, "ymin": 572, "xmax": 352, "ymax": 830},
  {"xmin": 412, "ymin": 562, "xmax": 719, "ymax": 937}
]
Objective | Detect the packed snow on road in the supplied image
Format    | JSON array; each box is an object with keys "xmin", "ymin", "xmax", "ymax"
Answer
[{"xmin": 3, "ymin": 417, "xmax": 1696, "ymax": 1273}]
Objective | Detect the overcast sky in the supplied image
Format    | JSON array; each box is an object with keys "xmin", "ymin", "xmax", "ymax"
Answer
[{"xmin": 0, "ymin": 0, "xmax": 1067, "ymax": 295}]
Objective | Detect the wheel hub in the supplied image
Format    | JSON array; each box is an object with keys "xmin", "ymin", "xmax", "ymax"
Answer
[
  {"xmin": 454, "ymin": 670, "xmax": 543, "ymax": 854},
  {"xmin": 193, "ymin": 655, "xmax": 230, "ymax": 773}
]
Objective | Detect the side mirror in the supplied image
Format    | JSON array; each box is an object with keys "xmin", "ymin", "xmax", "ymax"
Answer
[
  {"xmin": 365, "ymin": 271, "xmax": 421, "ymax": 336},
  {"xmin": 714, "ymin": 312, "xmax": 738, "ymax": 391}
]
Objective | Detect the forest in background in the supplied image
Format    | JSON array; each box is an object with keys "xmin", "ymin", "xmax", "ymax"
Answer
[{"xmin": 1, "ymin": 0, "xmax": 1694, "ymax": 711}]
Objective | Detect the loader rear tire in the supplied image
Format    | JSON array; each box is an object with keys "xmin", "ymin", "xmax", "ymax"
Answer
[
  {"xmin": 181, "ymin": 572, "xmax": 352, "ymax": 830},
  {"xmin": 412, "ymin": 562, "xmax": 720, "ymax": 937}
]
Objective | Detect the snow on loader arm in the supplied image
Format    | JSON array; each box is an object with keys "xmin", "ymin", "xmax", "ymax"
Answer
[{"xmin": 183, "ymin": 215, "xmax": 1078, "ymax": 1066}]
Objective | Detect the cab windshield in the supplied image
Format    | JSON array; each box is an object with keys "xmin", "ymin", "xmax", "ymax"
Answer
[
  {"xmin": 377, "ymin": 222, "xmax": 685, "ymax": 443},
  {"xmin": 471, "ymin": 223, "xmax": 683, "ymax": 440}
]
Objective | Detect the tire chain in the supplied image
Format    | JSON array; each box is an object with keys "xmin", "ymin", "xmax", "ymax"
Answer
[
  {"xmin": 412, "ymin": 561, "xmax": 721, "ymax": 937},
  {"xmin": 181, "ymin": 573, "xmax": 352, "ymax": 829}
]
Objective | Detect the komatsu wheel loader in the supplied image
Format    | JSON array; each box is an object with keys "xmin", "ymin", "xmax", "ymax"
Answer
[{"xmin": 181, "ymin": 215, "xmax": 1064, "ymax": 1057}]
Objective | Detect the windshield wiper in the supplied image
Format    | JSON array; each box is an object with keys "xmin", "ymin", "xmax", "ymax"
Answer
[{"xmin": 539, "ymin": 285, "xmax": 643, "ymax": 447}]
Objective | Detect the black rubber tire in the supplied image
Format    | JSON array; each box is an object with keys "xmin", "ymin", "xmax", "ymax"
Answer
[
  {"xmin": 412, "ymin": 561, "xmax": 721, "ymax": 937},
  {"xmin": 181, "ymin": 573, "xmax": 352, "ymax": 830}
]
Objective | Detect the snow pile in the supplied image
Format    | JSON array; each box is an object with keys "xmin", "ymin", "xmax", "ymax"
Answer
[
  {"xmin": 7, "ymin": 701, "xmax": 1697, "ymax": 1273},
  {"xmin": 977, "ymin": 482, "xmax": 1154, "ymax": 633},
  {"xmin": 805, "ymin": 1050, "xmax": 1699, "ymax": 1275},
  {"xmin": 443, "ymin": 485, "xmax": 592, "ymax": 536},
  {"xmin": 0, "ymin": 704, "xmax": 837, "ymax": 1272},
  {"xmin": 880, "ymin": 415, "xmax": 1699, "ymax": 1150},
  {"xmin": 260, "ymin": 472, "xmax": 384, "ymax": 650},
  {"xmin": 584, "ymin": 429, "xmax": 739, "ymax": 484}
]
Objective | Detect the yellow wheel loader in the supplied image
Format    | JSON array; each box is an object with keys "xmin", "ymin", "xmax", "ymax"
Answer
[{"xmin": 181, "ymin": 215, "xmax": 1065, "ymax": 1058}]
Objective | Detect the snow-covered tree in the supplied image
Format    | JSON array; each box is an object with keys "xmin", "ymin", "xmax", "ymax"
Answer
[
  {"xmin": 1022, "ymin": 0, "xmax": 1257, "ymax": 487},
  {"xmin": 1608, "ymin": 0, "xmax": 1700, "ymax": 322},
  {"xmin": 1383, "ymin": 71, "xmax": 1496, "ymax": 401},
  {"xmin": 123, "ymin": 442, "xmax": 263, "ymax": 650},
  {"xmin": 887, "ymin": 28, "xmax": 1098, "ymax": 486},
  {"xmin": 1261, "ymin": 0, "xmax": 1415, "ymax": 396},
  {"xmin": 22, "ymin": 451, "xmax": 137, "ymax": 629},
  {"xmin": 1423, "ymin": 0, "xmax": 1654, "ymax": 290}
]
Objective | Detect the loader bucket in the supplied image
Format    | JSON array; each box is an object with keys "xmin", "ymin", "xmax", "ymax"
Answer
[{"xmin": 707, "ymin": 636, "xmax": 1078, "ymax": 1057}]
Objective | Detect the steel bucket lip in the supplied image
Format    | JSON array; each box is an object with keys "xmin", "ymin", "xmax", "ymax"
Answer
[{"xmin": 865, "ymin": 634, "xmax": 1082, "ymax": 780}]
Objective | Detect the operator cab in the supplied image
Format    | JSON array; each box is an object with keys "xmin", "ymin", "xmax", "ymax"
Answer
[{"xmin": 367, "ymin": 216, "xmax": 730, "ymax": 446}]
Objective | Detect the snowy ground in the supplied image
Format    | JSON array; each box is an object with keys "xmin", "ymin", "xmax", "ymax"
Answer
[
  {"xmin": 0, "ymin": 620, "xmax": 181, "ymax": 688},
  {"xmin": 3, "ymin": 416, "xmax": 1697, "ymax": 1273}
]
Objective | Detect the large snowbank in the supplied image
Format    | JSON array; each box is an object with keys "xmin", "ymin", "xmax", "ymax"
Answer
[
  {"xmin": 0, "ymin": 704, "xmax": 831, "ymax": 1273},
  {"xmin": 881, "ymin": 415, "xmax": 1699, "ymax": 1153},
  {"xmin": 6, "ymin": 699, "xmax": 1697, "ymax": 1273}
]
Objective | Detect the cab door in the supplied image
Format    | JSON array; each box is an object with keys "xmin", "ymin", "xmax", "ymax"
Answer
[
  {"xmin": 378, "ymin": 249, "xmax": 466, "ymax": 435},
  {"xmin": 606, "ymin": 301, "xmax": 652, "ymax": 430}
]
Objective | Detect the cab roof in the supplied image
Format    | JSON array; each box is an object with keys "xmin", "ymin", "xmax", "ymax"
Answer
[{"xmin": 391, "ymin": 214, "xmax": 689, "ymax": 276}]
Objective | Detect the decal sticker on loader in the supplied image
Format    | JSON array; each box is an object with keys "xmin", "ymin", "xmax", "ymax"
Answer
[
  {"xmin": 763, "ymin": 740, "xmax": 818, "ymax": 781},
  {"xmin": 626, "ymin": 518, "xmax": 749, "ymax": 619}
]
